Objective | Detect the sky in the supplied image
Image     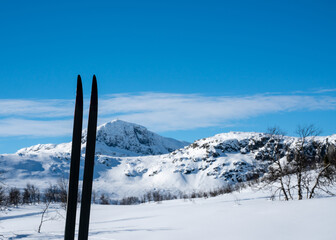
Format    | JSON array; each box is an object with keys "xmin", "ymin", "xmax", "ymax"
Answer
[{"xmin": 0, "ymin": 0, "xmax": 335, "ymax": 153}]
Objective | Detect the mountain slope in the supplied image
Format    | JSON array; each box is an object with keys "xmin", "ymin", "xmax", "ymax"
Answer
[
  {"xmin": 94, "ymin": 132, "xmax": 336, "ymax": 198},
  {"xmin": 1, "ymin": 124, "xmax": 335, "ymax": 199},
  {"xmin": 16, "ymin": 120, "xmax": 189, "ymax": 157},
  {"xmin": 92, "ymin": 120, "xmax": 189, "ymax": 156}
]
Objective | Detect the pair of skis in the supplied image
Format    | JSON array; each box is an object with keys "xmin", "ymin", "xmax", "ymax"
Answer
[{"xmin": 64, "ymin": 75, "xmax": 98, "ymax": 240}]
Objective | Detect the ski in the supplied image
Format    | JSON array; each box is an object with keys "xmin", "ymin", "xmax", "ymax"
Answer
[
  {"xmin": 64, "ymin": 75, "xmax": 83, "ymax": 240},
  {"xmin": 78, "ymin": 75, "xmax": 98, "ymax": 240}
]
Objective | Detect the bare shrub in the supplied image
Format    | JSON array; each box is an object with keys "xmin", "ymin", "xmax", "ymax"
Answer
[
  {"xmin": 8, "ymin": 187, "xmax": 21, "ymax": 206},
  {"xmin": 100, "ymin": 193, "xmax": 110, "ymax": 205},
  {"xmin": 120, "ymin": 196, "xmax": 140, "ymax": 205},
  {"xmin": 0, "ymin": 185, "xmax": 5, "ymax": 206},
  {"xmin": 57, "ymin": 179, "xmax": 68, "ymax": 209},
  {"xmin": 38, "ymin": 201, "xmax": 50, "ymax": 233},
  {"xmin": 263, "ymin": 125, "xmax": 336, "ymax": 200},
  {"xmin": 22, "ymin": 183, "xmax": 40, "ymax": 204},
  {"xmin": 44, "ymin": 183, "xmax": 67, "ymax": 204}
]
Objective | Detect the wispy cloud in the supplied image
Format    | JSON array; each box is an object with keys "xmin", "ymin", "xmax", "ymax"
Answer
[
  {"xmin": 0, "ymin": 118, "xmax": 72, "ymax": 137},
  {"xmin": 314, "ymin": 88, "xmax": 336, "ymax": 94},
  {"xmin": 98, "ymin": 93, "xmax": 336, "ymax": 131},
  {"xmin": 0, "ymin": 92, "xmax": 335, "ymax": 136},
  {"xmin": 0, "ymin": 99, "xmax": 74, "ymax": 118}
]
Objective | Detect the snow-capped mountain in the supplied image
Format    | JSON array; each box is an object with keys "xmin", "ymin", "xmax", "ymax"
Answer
[
  {"xmin": 16, "ymin": 120, "xmax": 189, "ymax": 157},
  {"xmin": 1, "ymin": 122, "xmax": 335, "ymax": 199}
]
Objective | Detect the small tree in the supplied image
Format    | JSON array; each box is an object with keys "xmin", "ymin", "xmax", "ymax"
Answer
[
  {"xmin": 8, "ymin": 187, "xmax": 21, "ymax": 206},
  {"xmin": 0, "ymin": 185, "xmax": 5, "ymax": 206},
  {"xmin": 307, "ymin": 138, "xmax": 336, "ymax": 198},
  {"xmin": 22, "ymin": 186, "xmax": 31, "ymax": 204},
  {"xmin": 152, "ymin": 191, "xmax": 163, "ymax": 203},
  {"xmin": 92, "ymin": 190, "xmax": 97, "ymax": 204},
  {"xmin": 30, "ymin": 184, "xmax": 41, "ymax": 204},
  {"xmin": 57, "ymin": 178, "xmax": 68, "ymax": 209},
  {"xmin": 38, "ymin": 185, "xmax": 63, "ymax": 233},
  {"xmin": 44, "ymin": 184, "xmax": 65, "ymax": 203},
  {"xmin": 38, "ymin": 201, "xmax": 51, "ymax": 233},
  {"xmin": 99, "ymin": 193, "xmax": 110, "ymax": 205},
  {"xmin": 264, "ymin": 125, "xmax": 336, "ymax": 200},
  {"xmin": 22, "ymin": 183, "xmax": 41, "ymax": 204},
  {"xmin": 44, "ymin": 185, "xmax": 57, "ymax": 203},
  {"xmin": 292, "ymin": 125, "xmax": 321, "ymax": 200},
  {"xmin": 263, "ymin": 127, "xmax": 293, "ymax": 200}
]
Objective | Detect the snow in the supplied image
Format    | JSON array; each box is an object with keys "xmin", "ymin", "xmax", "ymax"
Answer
[
  {"xmin": 2, "ymin": 125, "xmax": 336, "ymax": 200},
  {"xmin": 1, "ymin": 123, "xmax": 336, "ymax": 239},
  {"xmin": 1, "ymin": 190, "xmax": 335, "ymax": 240},
  {"xmin": 16, "ymin": 120, "xmax": 189, "ymax": 157}
]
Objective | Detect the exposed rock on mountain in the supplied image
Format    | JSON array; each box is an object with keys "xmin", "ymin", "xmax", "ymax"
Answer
[
  {"xmin": 1, "ymin": 122, "xmax": 335, "ymax": 199},
  {"xmin": 16, "ymin": 120, "xmax": 189, "ymax": 157}
]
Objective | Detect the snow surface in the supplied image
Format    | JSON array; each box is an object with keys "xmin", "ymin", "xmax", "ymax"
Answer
[
  {"xmin": 1, "ymin": 122, "xmax": 336, "ymax": 239},
  {"xmin": 16, "ymin": 120, "xmax": 189, "ymax": 157},
  {"xmin": 1, "ymin": 189, "xmax": 335, "ymax": 240},
  {"xmin": 1, "ymin": 126, "xmax": 336, "ymax": 200}
]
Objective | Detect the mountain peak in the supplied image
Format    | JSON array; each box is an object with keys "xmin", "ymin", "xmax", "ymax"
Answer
[
  {"xmin": 96, "ymin": 120, "xmax": 146, "ymax": 134},
  {"xmin": 16, "ymin": 120, "xmax": 188, "ymax": 157},
  {"xmin": 90, "ymin": 119, "xmax": 188, "ymax": 156}
]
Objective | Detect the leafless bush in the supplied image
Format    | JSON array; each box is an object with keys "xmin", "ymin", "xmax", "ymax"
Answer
[
  {"xmin": 0, "ymin": 185, "xmax": 5, "ymax": 206},
  {"xmin": 57, "ymin": 179, "xmax": 68, "ymax": 209},
  {"xmin": 96, "ymin": 182, "xmax": 244, "ymax": 206},
  {"xmin": 120, "ymin": 196, "xmax": 140, "ymax": 205},
  {"xmin": 38, "ymin": 201, "xmax": 51, "ymax": 233},
  {"xmin": 263, "ymin": 125, "xmax": 336, "ymax": 200},
  {"xmin": 22, "ymin": 183, "xmax": 41, "ymax": 204},
  {"xmin": 100, "ymin": 193, "xmax": 110, "ymax": 205},
  {"xmin": 152, "ymin": 191, "xmax": 163, "ymax": 203},
  {"xmin": 44, "ymin": 183, "xmax": 67, "ymax": 204},
  {"xmin": 8, "ymin": 187, "xmax": 21, "ymax": 206},
  {"xmin": 38, "ymin": 195, "xmax": 64, "ymax": 233},
  {"xmin": 92, "ymin": 190, "xmax": 97, "ymax": 204}
]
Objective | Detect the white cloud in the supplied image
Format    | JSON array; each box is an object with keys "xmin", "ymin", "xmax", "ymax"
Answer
[
  {"xmin": 0, "ymin": 118, "xmax": 73, "ymax": 137},
  {"xmin": 0, "ymin": 99, "xmax": 74, "ymax": 118},
  {"xmin": 314, "ymin": 88, "xmax": 336, "ymax": 94},
  {"xmin": 0, "ymin": 92, "xmax": 335, "ymax": 136},
  {"xmin": 98, "ymin": 93, "xmax": 336, "ymax": 131}
]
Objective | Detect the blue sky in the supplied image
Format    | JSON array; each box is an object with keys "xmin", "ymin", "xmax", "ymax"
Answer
[{"xmin": 0, "ymin": 0, "xmax": 336, "ymax": 153}]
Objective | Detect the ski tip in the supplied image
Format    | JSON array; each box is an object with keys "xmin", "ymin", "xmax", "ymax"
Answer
[
  {"xmin": 92, "ymin": 75, "xmax": 97, "ymax": 92},
  {"xmin": 90, "ymin": 75, "xmax": 98, "ymax": 106},
  {"xmin": 76, "ymin": 75, "xmax": 83, "ymax": 102},
  {"xmin": 77, "ymin": 75, "xmax": 82, "ymax": 88}
]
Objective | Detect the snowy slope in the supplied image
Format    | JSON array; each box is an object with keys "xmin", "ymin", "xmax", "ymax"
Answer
[
  {"xmin": 1, "ymin": 189, "xmax": 336, "ymax": 240},
  {"xmin": 1, "ymin": 124, "xmax": 336, "ymax": 199},
  {"xmin": 92, "ymin": 120, "xmax": 189, "ymax": 156},
  {"xmin": 93, "ymin": 132, "xmax": 336, "ymax": 198},
  {"xmin": 16, "ymin": 120, "xmax": 188, "ymax": 157},
  {"xmin": 0, "ymin": 120, "xmax": 189, "ymax": 189}
]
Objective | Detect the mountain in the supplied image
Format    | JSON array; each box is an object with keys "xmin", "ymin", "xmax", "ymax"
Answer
[
  {"xmin": 1, "ymin": 123, "xmax": 335, "ymax": 199},
  {"xmin": 95, "ymin": 132, "xmax": 335, "ymax": 198},
  {"xmin": 0, "ymin": 120, "xmax": 188, "ymax": 189},
  {"xmin": 16, "ymin": 120, "xmax": 189, "ymax": 157}
]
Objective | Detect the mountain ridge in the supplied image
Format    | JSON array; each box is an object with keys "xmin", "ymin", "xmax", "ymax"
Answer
[
  {"xmin": 1, "ymin": 121, "xmax": 336, "ymax": 199},
  {"xmin": 16, "ymin": 119, "xmax": 189, "ymax": 157}
]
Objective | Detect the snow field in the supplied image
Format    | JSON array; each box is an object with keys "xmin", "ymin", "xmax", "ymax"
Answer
[{"xmin": 1, "ymin": 190, "xmax": 335, "ymax": 240}]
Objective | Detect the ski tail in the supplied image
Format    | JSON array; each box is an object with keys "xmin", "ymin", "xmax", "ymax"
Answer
[
  {"xmin": 64, "ymin": 75, "xmax": 83, "ymax": 240},
  {"xmin": 78, "ymin": 75, "xmax": 98, "ymax": 240}
]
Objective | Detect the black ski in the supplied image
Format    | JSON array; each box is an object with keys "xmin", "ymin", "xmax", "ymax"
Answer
[
  {"xmin": 78, "ymin": 75, "xmax": 98, "ymax": 240},
  {"xmin": 64, "ymin": 75, "xmax": 83, "ymax": 240}
]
